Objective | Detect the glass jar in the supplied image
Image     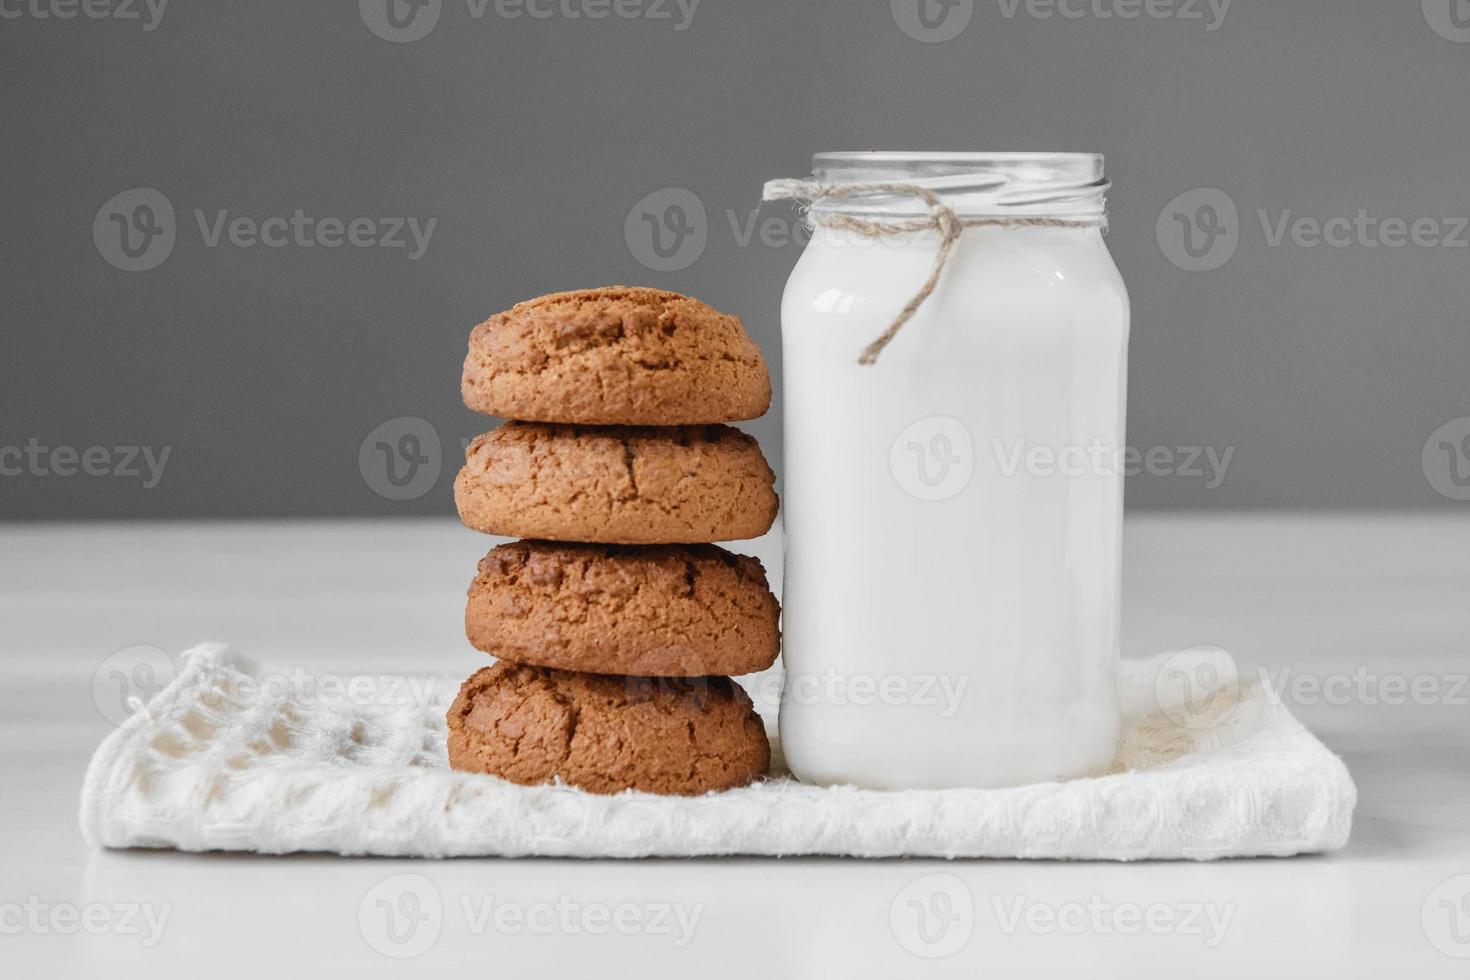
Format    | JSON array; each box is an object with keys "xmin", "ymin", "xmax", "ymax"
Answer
[{"xmin": 775, "ymin": 152, "xmax": 1128, "ymax": 789}]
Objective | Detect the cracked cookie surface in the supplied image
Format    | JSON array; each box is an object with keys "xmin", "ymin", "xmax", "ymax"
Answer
[
  {"xmin": 461, "ymin": 286, "xmax": 771, "ymax": 425},
  {"xmin": 466, "ymin": 541, "xmax": 781, "ymax": 677},
  {"xmin": 454, "ymin": 421, "xmax": 778, "ymax": 544},
  {"xmin": 446, "ymin": 661, "xmax": 771, "ymax": 795}
]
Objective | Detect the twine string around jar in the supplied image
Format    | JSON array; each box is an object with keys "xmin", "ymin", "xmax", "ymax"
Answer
[{"xmin": 763, "ymin": 178, "xmax": 1107, "ymax": 365}]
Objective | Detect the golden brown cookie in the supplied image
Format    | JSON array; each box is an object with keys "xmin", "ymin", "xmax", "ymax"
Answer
[
  {"xmin": 461, "ymin": 287, "xmax": 772, "ymax": 425},
  {"xmin": 454, "ymin": 421, "xmax": 778, "ymax": 544},
  {"xmin": 466, "ymin": 541, "xmax": 781, "ymax": 677},
  {"xmin": 446, "ymin": 662, "xmax": 770, "ymax": 795}
]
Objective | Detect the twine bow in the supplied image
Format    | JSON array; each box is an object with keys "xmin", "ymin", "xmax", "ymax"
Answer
[{"xmin": 763, "ymin": 178, "xmax": 1106, "ymax": 365}]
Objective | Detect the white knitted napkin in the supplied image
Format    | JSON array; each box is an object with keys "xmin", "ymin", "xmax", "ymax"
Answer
[{"xmin": 81, "ymin": 643, "xmax": 1355, "ymax": 860}]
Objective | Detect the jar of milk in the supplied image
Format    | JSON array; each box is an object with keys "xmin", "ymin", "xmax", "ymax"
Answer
[{"xmin": 769, "ymin": 152, "xmax": 1128, "ymax": 789}]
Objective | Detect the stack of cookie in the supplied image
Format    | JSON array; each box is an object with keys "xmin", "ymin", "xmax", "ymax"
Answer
[{"xmin": 445, "ymin": 287, "xmax": 781, "ymax": 796}]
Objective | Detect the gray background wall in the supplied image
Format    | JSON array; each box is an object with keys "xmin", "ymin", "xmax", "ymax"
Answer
[{"xmin": 3, "ymin": 0, "xmax": 1468, "ymax": 519}]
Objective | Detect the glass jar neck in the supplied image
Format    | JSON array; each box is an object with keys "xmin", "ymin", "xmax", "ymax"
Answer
[{"xmin": 809, "ymin": 151, "xmax": 1108, "ymax": 223}]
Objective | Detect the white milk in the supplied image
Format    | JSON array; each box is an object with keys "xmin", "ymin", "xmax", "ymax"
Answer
[{"xmin": 776, "ymin": 153, "xmax": 1129, "ymax": 789}]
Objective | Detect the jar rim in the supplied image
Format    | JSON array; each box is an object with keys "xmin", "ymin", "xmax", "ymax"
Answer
[
  {"xmin": 809, "ymin": 151, "xmax": 1108, "ymax": 220},
  {"xmin": 814, "ymin": 150, "xmax": 1102, "ymax": 165}
]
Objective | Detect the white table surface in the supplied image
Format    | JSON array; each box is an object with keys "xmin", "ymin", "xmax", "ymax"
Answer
[{"xmin": 3, "ymin": 514, "xmax": 1468, "ymax": 977}]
